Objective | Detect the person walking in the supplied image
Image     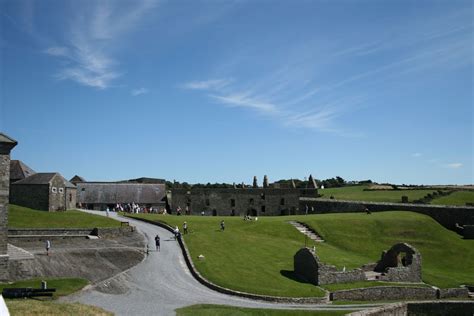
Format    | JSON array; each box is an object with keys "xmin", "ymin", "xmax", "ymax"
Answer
[
  {"xmin": 45, "ymin": 240, "xmax": 51, "ymax": 256},
  {"xmin": 183, "ymin": 221, "xmax": 188, "ymax": 235},
  {"xmin": 155, "ymin": 235, "xmax": 160, "ymax": 252},
  {"xmin": 220, "ymin": 220, "xmax": 225, "ymax": 232},
  {"xmin": 174, "ymin": 226, "xmax": 180, "ymax": 240}
]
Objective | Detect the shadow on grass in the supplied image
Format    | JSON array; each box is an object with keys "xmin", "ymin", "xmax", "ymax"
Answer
[{"xmin": 280, "ymin": 270, "xmax": 312, "ymax": 284}]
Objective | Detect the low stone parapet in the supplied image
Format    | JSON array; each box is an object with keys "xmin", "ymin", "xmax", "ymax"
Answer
[
  {"xmin": 348, "ymin": 301, "xmax": 474, "ymax": 316},
  {"xmin": 8, "ymin": 227, "xmax": 134, "ymax": 240},
  {"xmin": 330, "ymin": 286, "xmax": 437, "ymax": 301}
]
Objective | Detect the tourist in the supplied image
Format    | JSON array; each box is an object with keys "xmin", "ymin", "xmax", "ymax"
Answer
[
  {"xmin": 174, "ymin": 226, "xmax": 181, "ymax": 240},
  {"xmin": 155, "ymin": 234, "xmax": 160, "ymax": 252},
  {"xmin": 220, "ymin": 220, "xmax": 225, "ymax": 231},
  {"xmin": 201, "ymin": 211, "xmax": 205, "ymax": 216},
  {"xmin": 45, "ymin": 240, "xmax": 51, "ymax": 256},
  {"xmin": 106, "ymin": 207, "xmax": 110, "ymax": 217},
  {"xmin": 365, "ymin": 207, "xmax": 371, "ymax": 215},
  {"xmin": 183, "ymin": 221, "xmax": 188, "ymax": 235},
  {"xmin": 177, "ymin": 206, "xmax": 182, "ymax": 216}
]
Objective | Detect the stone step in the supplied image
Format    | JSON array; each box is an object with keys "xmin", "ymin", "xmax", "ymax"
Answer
[{"xmin": 288, "ymin": 221, "xmax": 324, "ymax": 242}]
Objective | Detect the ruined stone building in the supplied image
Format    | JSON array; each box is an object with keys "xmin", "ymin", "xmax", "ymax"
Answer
[
  {"xmin": 76, "ymin": 182, "xmax": 166, "ymax": 211},
  {"xmin": 10, "ymin": 173, "xmax": 77, "ymax": 211},
  {"xmin": 0, "ymin": 133, "xmax": 17, "ymax": 280},
  {"xmin": 171, "ymin": 175, "xmax": 318, "ymax": 216}
]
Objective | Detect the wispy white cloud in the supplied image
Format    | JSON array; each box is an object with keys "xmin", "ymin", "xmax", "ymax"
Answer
[
  {"xmin": 45, "ymin": 0, "xmax": 157, "ymax": 89},
  {"xmin": 182, "ymin": 79, "xmax": 232, "ymax": 91},
  {"xmin": 131, "ymin": 88, "xmax": 148, "ymax": 96},
  {"xmin": 210, "ymin": 93, "xmax": 279, "ymax": 114},
  {"xmin": 444, "ymin": 163, "xmax": 463, "ymax": 169},
  {"xmin": 412, "ymin": 153, "xmax": 422, "ymax": 158}
]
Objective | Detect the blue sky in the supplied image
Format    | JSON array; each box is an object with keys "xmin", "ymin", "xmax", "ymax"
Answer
[{"xmin": 1, "ymin": 0, "xmax": 472, "ymax": 185}]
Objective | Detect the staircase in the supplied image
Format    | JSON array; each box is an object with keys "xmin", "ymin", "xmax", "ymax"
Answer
[
  {"xmin": 8, "ymin": 244, "xmax": 34, "ymax": 261},
  {"xmin": 288, "ymin": 221, "xmax": 324, "ymax": 242}
]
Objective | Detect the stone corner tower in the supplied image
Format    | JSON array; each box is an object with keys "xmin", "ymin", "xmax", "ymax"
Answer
[{"xmin": 0, "ymin": 133, "xmax": 17, "ymax": 280}]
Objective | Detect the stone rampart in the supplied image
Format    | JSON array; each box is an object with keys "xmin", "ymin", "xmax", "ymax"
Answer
[
  {"xmin": 8, "ymin": 227, "xmax": 134, "ymax": 240},
  {"xmin": 300, "ymin": 198, "xmax": 474, "ymax": 231},
  {"xmin": 348, "ymin": 301, "xmax": 474, "ymax": 316},
  {"xmin": 330, "ymin": 286, "xmax": 437, "ymax": 301}
]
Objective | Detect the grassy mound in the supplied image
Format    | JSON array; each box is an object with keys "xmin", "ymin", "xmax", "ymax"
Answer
[
  {"xmin": 317, "ymin": 185, "xmax": 443, "ymax": 203},
  {"xmin": 303, "ymin": 211, "xmax": 474, "ymax": 288},
  {"xmin": 8, "ymin": 205, "xmax": 121, "ymax": 228},
  {"xmin": 430, "ymin": 190, "xmax": 474, "ymax": 206},
  {"xmin": 131, "ymin": 211, "xmax": 473, "ymax": 297},
  {"xmin": 176, "ymin": 304, "xmax": 350, "ymax": 316}
]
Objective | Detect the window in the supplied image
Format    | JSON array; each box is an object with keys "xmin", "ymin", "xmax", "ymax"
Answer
[
  {"xmin": 280, "ymin": 198, "xmax": 285, "ymax": 206},
  {"xmin": 51, "ymin": 187, "xmax": 57, "ymax": 193},
  {"xmin": 81, "ymin": 188, "xmax": 85, "ymax": 192},
  {"xmin": 59, "ymin": 188, "xmax": 64, "ymax": 194},
  {"xmin": 69, "ymin": 193, "xmax": 72, "ymax": 202},
  {"xmin": 249, "ymin": 198, "xmax": 254, "ymax": 205},
  {"xmin": 206, "ymin": 199, "xmax": 210, "ymax": 206},
  {"xmin": 261, "ymin": 205, "xmax": 266, "ymax": 212},
  {"xmin": 230, "ymin": 199, "xmax": 235, "ymax": 207}
]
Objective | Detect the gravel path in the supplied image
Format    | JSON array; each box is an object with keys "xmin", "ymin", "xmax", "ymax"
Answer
[{"xmin": 65, "ymin": 211, "xmax": 378, "ymax": 315}]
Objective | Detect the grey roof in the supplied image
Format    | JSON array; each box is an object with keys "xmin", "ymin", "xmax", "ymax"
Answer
[
  {"xmin": 77, "ymin": 183, "xmax": 166, "ymax": 204},
  {"xmin": 70, "ymin": 175, "xmax": 86, "ymax": 183},
  {"xmin": 10, "ymin": 160, "xmax": 36, "ymax": 182},
  {"xmin": 0, "ymin": 133, "xmax": 17, "ymax": 144},
  {"xmin": 13, "ymin": 172, "xmax": 76, "ymax": 188}
]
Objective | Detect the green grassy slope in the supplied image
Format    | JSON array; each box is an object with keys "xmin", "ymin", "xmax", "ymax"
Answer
[
  {"xmin": 317, "ymin": 185, "xmax": 441, "ymax": 203},
  {"xmin": 304, "ymin": 211, "xmax": 474, "ymax": 288},
  {"xmin": 8, "ymin": 205, "xmax": 121, "ymax": 228},
  {"xmin": 131, "ymin": 214, "xmax": 325, "ymax": 298},
  {"xmin": 130, "ymin": 211, "xmax": 473, "ymax": 296},
  {"xmin": 430, "ymin": 191, "xmax": 474, "ymax": 206}
]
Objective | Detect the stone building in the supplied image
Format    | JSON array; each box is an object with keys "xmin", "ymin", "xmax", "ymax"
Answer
[
  {"xmin": 0, "ymin": 133, "xmax": 17, "ymax": 280},
  {"xmin": 76, "ymin": 182, "xmax": 166, "ymax": 211},
  {"xmin": 171, "ymin": 175, "xmax": 318, "ymax": 216},
  {"xmin": 9, "ymin": 160, "xmax": 36, "ymax": 184},
  {"xmin": 10, "ymin": 173, "xmax": 77, "ymax": 211},
  {"xmin": 70, "ymin": 175, "xmax": 85, "ymax": 185}
]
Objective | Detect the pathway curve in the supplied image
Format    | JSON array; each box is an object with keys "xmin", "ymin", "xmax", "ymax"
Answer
[{"xmin": 65, "ymin": 211, "xmax": 379, "ymax": 315}]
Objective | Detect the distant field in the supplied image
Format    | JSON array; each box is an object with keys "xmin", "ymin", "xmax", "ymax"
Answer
[
  {"xmin": 317, "ymin": 185, "xmax": 443, "ymax": 203},
  {"xmin": 430, "ymin": 190, "xmax": 474, "ymax": 206},
  {"xmin": 129, "ymin": 211, "xmax": 473, "ymax": 296},
  {"xmin": 8, "ymin": 205, "xmax": 121, "ymax": 228}
]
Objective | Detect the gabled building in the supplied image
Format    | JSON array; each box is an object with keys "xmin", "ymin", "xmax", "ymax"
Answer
[
  {"xmin": 10, "ymin": 173, "xmax": 76, "ymax": 211},
  {"xmin": 70, "ymin": 175, "xmax": 86, "ymax": 185},
  {"xmin": 9, "ymin": 160, "xmax": 36, "ymax": 184},
  {"xmin": 76, "ymin": 182, "xmax": 167, "ymax": 211}
]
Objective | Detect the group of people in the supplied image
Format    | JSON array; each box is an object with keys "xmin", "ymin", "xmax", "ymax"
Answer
[{"xmin": 110, "ymin": 203, "xmax": 165, "ymax": 214}]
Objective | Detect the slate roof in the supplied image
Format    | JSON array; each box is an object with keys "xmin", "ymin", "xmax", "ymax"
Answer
[
  {"xmin": 77, "ymin": 183, "xmax": 166, "ymax": 204},
  {"xmin": 0, "ymin": 133, "xmax": 17, "ymax": 144},
  {"xmin": 70, "ymin": 175, "xmax": 86, "ymax": 183},
  {"xmin": 10, "ymin": 160, "xmax": 36, "ymax": 182},
  {"xmin": 13, "ymin": 172, "xmax": 76, "ymax": 188}
]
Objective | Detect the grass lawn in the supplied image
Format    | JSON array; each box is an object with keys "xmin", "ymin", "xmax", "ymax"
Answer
[
  {"xmin": 317, "ymin": 185, "xmax": 442, "ymax": 203},
  {"xmin": 175, "ymin": 304, "xmax": 351, "ymax": 316},
  {"xmin": 8, "ymin": 205, "xmax": 121, "ymax": 228},
  {"xmin": 6, "ymin": 300, "xmax": 112, "ymax": 316},
  {"xmin": 304, "ymin": 211, "xmax": 474, "ymax": 288},
  {"xmin": 128, "ymin": 211, "xmax": 473, "ymax": 297},
  {"xmin": 129, "ymin": 214, "xmax": 326, "ymax": 298},
  {"xmin": 0, "ymin": 277, "xmax": 89, "ymax": 298},
  {"xmin": 430, "ymin": 191, "xmax": 474, "ymax": 206},
  {"xmin": 1, "ymin": 277, "xmax": 111, "ymax": 315}
]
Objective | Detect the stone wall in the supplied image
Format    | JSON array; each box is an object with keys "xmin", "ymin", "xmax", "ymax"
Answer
[
  {"xmin": 348, "ymin": 301, "xmax": 474, "ymax": 316},
  {"xmin": 0, "ymin": 134, "xmax": 17, "ymax": 281},
  {"xmin": 10, "ymin": 184, "xmax": 49, "ymax": 211},
  {"xmin": 294, "ymin": 248, "xmax": 366, "ymax": 285},
  {"xmin": 300, "ymin": 198, "xmax": 474, "ymax": 231},
  {"xmin": 331, "ymin": 286, "xmax": 437, "ymax": 301},
  {"xmin": 172, "ymin": 188, "xmax": 317, "ymax": 216},
  {"xmin": 374, "ymin": 243, "xmax": 422, "ymax": 283},
  {"xmin": 8, "ymin": 227, "xmax": 134, "ymax": 240}
]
